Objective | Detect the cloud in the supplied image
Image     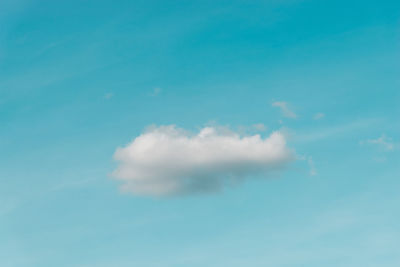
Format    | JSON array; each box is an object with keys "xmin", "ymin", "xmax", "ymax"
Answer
[
  {"xmin": 149, "ymin": 87, "xmax": 162, "ymax": 96},
  {"xmin": 360, "ymin": 134, "xmax": 395, "ymax": 151},
  {"xmin": 252, "ymin": 123, "xmax": 267, "ymax": 132},
  {"xmin": 112, "ymin": 125, "xmax": 294, "ymax": 196},
  {"xmin": 313, "ymin": 113, "xmax": 325, "ymax": 120},
  {"xmin": 272, "ymin": 101, "xmax": 297, "ymax": 119},
  {"xmin": 104, "ymin": 92, "xmax": 113, "ymax": 99},
  {"xmin": 307, "ymin": 157, "xmax": 317, "ymax": 176}
]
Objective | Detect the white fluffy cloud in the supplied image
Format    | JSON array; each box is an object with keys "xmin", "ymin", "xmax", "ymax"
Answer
[
  {"xmin": 112, "ymin": 125, "xmax": 294, "ymax": 196},
  {"xmin": 272, "ymin": 101, "xmax": 297, "ymax": 119}
]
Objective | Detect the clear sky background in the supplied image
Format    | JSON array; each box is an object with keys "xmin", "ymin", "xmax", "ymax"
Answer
[{"xmin": 1, "ymin": 0, "xmax": 399, "ymax": 266}]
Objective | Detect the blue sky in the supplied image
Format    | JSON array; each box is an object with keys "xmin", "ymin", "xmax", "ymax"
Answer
[{"xmin": 1, "ymin": 0, "xmax": 399, "ymax": 266}]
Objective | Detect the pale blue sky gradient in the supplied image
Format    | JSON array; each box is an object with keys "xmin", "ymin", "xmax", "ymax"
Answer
[{"xmin": 1, "ymin": 0, "xmax": 399, "ymax": 266}]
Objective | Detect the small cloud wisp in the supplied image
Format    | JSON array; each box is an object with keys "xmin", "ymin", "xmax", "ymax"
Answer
[
  {"xmin": 360, "ymin": 134, "xmax": 395, "ymax": 151},
  {"xmin": 272, "ymin": 101, "xmax": 297, "ymax": 119}
]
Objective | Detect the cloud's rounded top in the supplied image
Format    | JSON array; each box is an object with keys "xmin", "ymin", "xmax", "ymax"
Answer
[{"xmin": 113, "ymin": 125, "xmax": 294, "ymax": 196}]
